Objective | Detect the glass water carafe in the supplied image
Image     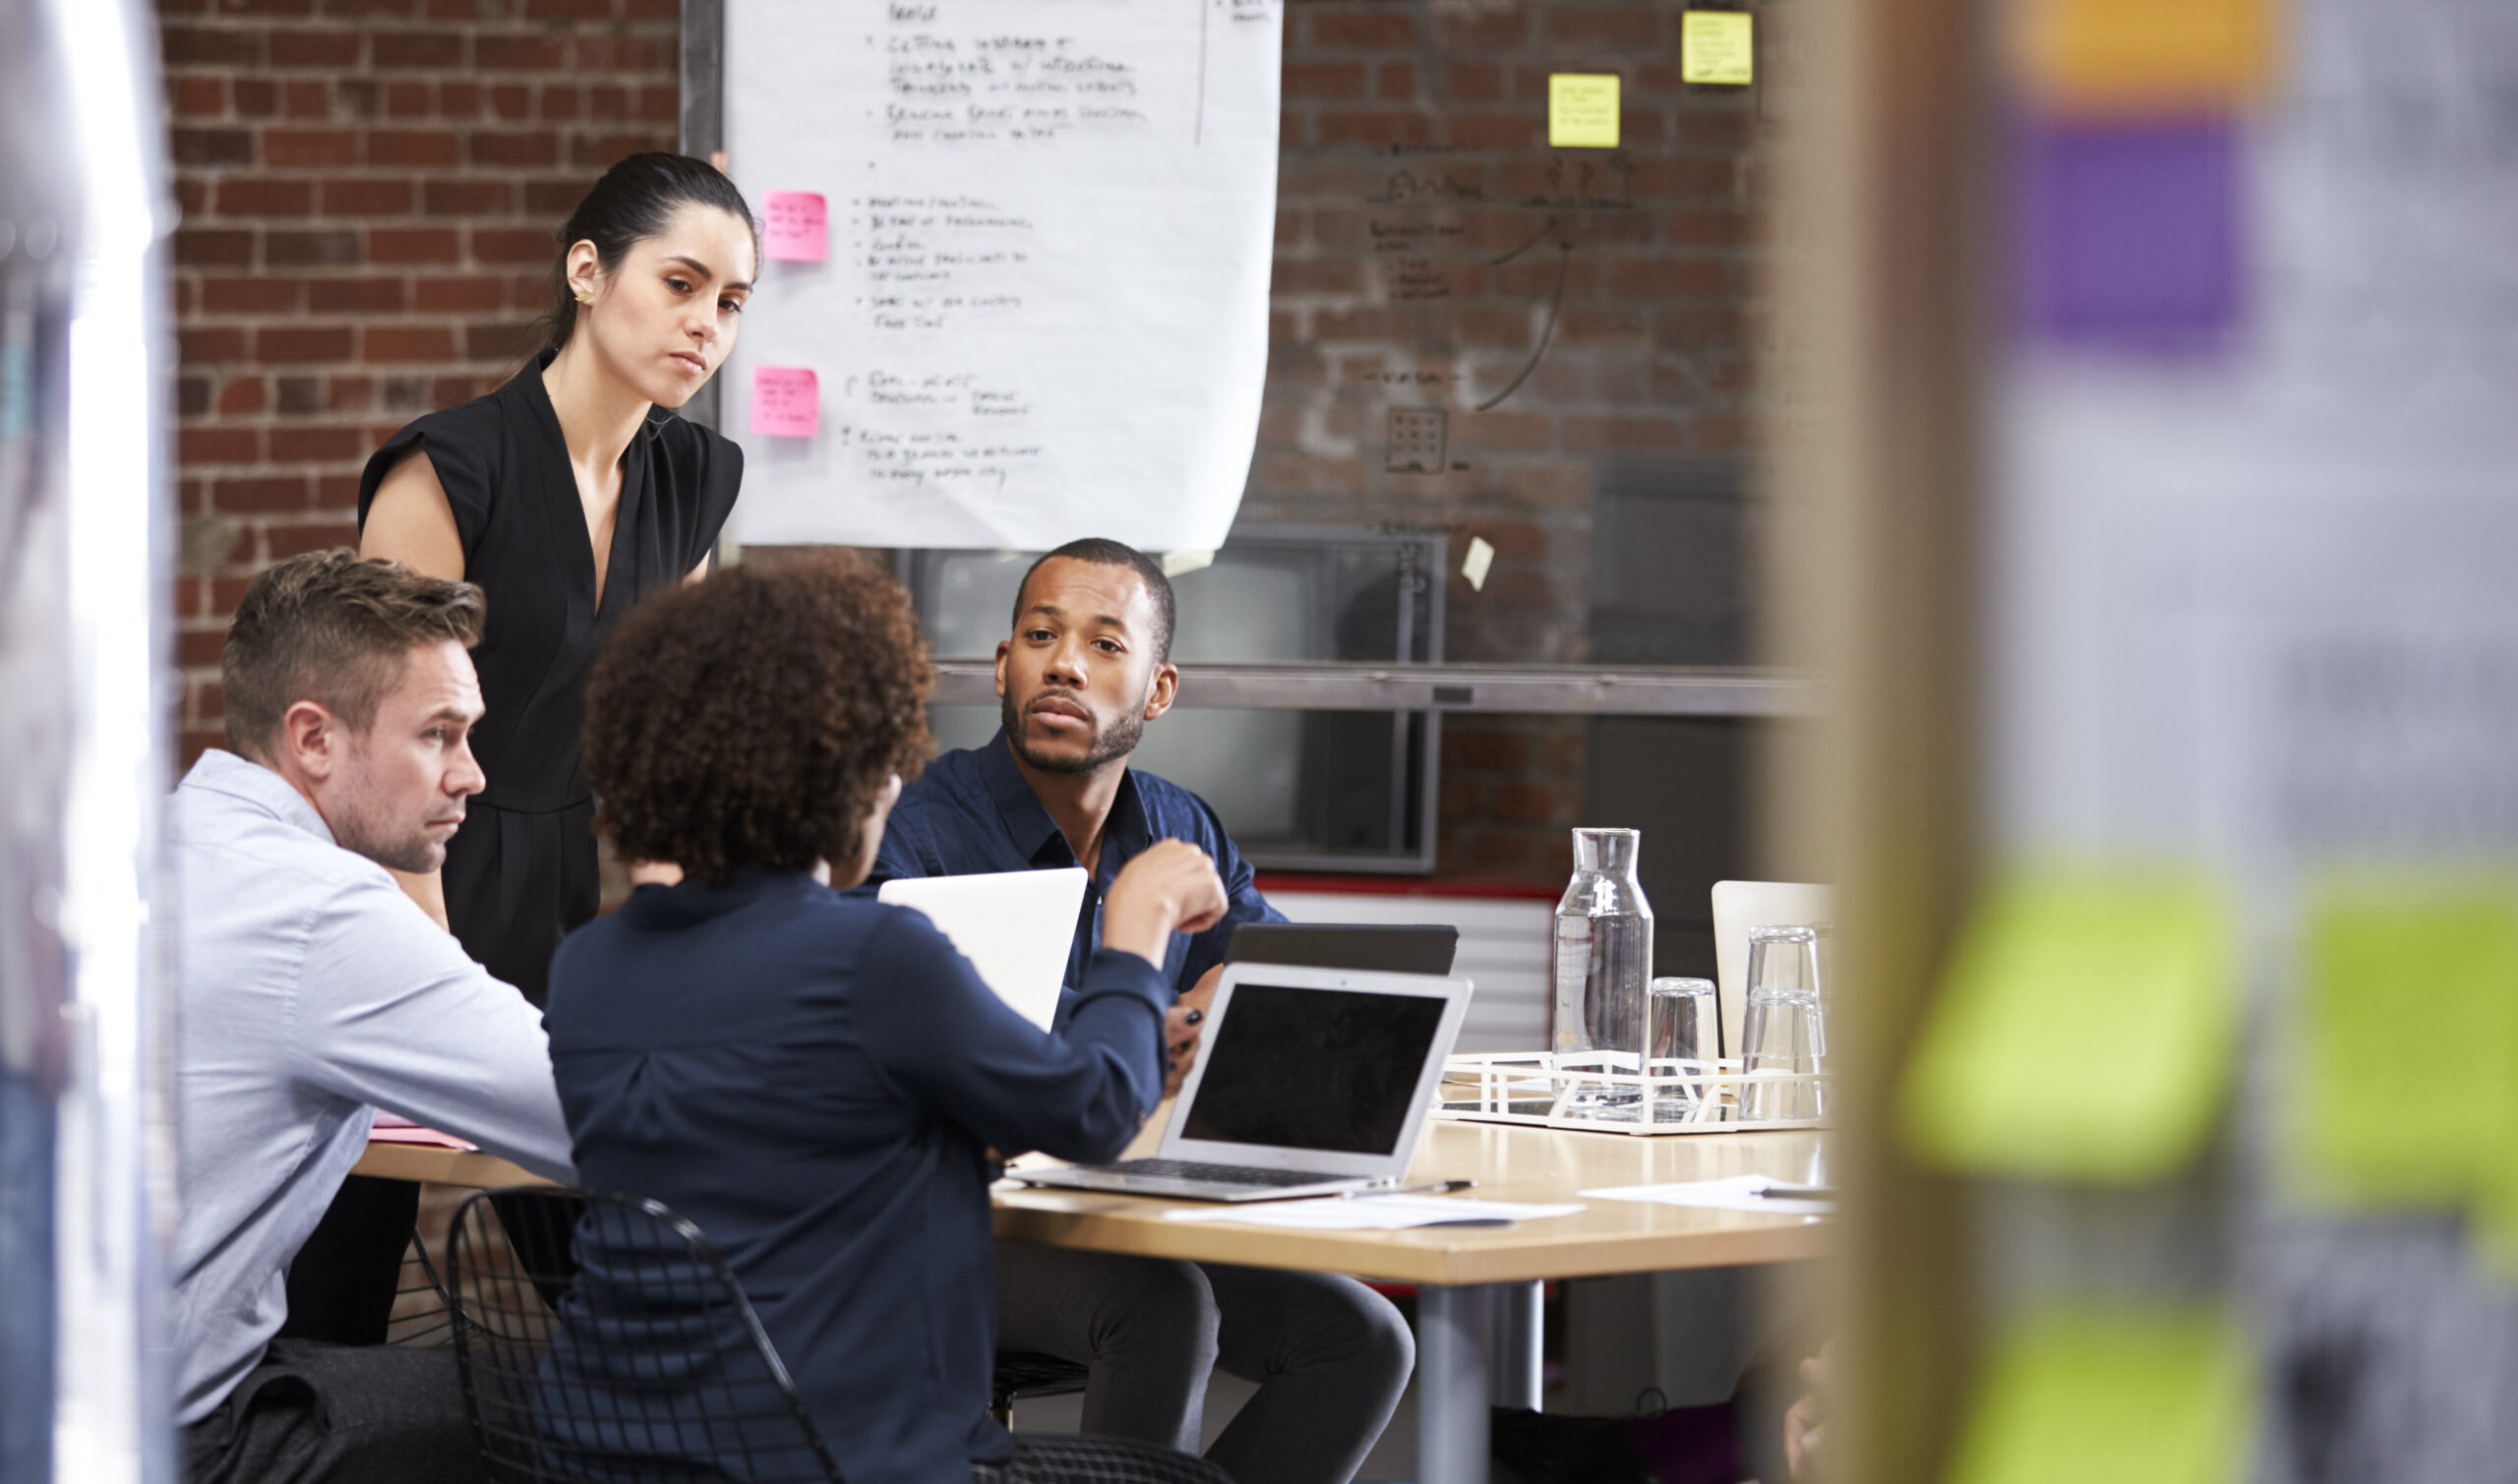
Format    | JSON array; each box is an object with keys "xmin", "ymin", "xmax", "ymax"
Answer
[{"xmin": 1552, "ymin": 828, "xmax": 1654, "ymax": 1104}]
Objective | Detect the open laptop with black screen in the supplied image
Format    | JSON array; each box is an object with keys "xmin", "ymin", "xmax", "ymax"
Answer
[
  {"xmin": 1225, "ymin": 921, "xmax": 1459, "ymax": 977},
  {"xmin": 1008, "ymin": 963, "xmax": 1473, "ymax": 1202}
]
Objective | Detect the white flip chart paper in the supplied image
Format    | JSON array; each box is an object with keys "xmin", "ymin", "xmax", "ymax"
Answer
[{"xmin": 721, "ymin": 0, "xmax": 1284, "ymax": 551}]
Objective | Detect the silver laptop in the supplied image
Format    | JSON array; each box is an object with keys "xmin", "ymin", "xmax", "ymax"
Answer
[{"xmin": 1009, "ymin": 962, "xmax": 1473, "ymax": 1202}]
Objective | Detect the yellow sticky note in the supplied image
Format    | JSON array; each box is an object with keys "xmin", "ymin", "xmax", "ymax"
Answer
[
  {"xmin": 2010, "ymin": 0, "xmax": 2280, "ymax": 116},
  {"xmin": 1681, "ymin": 12, "xmax": 1756, "ymax": 87},
  {"xmin": 2472, "ymin": 1164, "xmax": 2518, "ymax": 1284},
  {"xmin": 1947, "ymin": 1309, "xmax": 2252, "ymax": 1484},
  {"xmin": 2294, "ymin": 880, "xmax": 2518, "ymax": 1207},
  {"xmin": 1899, "ymin": 868, "xmax": 2233, "ymax": 1183},
  {"xmin": 1547, "ymin": 74, "xmax": 1620, "ymax": 149}
]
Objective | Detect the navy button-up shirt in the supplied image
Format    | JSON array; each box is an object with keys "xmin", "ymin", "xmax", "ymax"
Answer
[{"xmin": 867, "ymin": 731, "xmax": 1285, "ymax": 1010}]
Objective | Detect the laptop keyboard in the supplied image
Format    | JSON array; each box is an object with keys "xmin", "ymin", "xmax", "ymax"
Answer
[{"xmin": 1100, "ymin": 1158, "xmax": 1349, "ymax": 1188}]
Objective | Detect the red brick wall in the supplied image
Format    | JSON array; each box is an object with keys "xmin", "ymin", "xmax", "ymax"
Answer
[
  {"xmin": 1249, "ymin": 1, "xmax": 1771, "ymax": 882},
  {"xmin": 161, "ymin": 0, "xmax": 681, "ymax": 764},
  {"xmin": 159, "ymin": 0, "xmax": 1771, "ymax": 887}
]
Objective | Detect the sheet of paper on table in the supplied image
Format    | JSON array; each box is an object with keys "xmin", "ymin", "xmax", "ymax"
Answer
[
  {"xmin": 368, "ymin": 1113, "xmax": 476, "ymax": 1152},
  {"xmin": 1163, "ymin": 1196, "xmax": 1586, "ymax": 1231},
  {"xmin": 1581, "ymin": 1173, "xmax": 1834, "ymax": 1217}
]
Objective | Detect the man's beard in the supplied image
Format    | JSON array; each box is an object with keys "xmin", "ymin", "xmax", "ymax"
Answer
[
  {"xmin": 329, "ymin": 746, "xmax": 450, "ymax": 873},
  {"xmin": 1002, "ymin": 687, "xmax": 1144, "ymax": 776}
]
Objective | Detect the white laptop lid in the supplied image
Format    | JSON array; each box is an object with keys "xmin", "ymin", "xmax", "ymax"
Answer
[
  {"xmin": 1709, "ymin": 879, "xmax": 1835, "ymax": 1056},
  {"xmin": 1161, "ymin": 962, "xmax": 1473, "ymax": 1178},
  {"xmin": 877, "ymin": 867, "xmax": 1088, "ymax": 1031}
]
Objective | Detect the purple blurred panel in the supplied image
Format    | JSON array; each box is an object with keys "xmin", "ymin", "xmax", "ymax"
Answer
[{"xmin": 2017, "ymin": 118, "xmax": 2243, "ymax": 349}]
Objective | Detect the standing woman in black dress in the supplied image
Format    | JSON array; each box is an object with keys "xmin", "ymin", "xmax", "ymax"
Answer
[
  {"xmin": 271, "ymin": 155, "xmax": 756, "ymax": 1347},
  {"xmin": 358, "ymin": 152, "xmax": 756, "ymax": 1004}
]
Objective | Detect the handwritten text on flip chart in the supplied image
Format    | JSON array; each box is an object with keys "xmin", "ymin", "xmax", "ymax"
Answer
[{"xmin": 722, "ymin": 0, "xmax": 1284, "ymax": 550}]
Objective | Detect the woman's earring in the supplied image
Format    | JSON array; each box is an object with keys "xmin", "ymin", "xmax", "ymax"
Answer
[{"xmin": 574, "ymin": 290, "xmax": 592, "ymax": 304}]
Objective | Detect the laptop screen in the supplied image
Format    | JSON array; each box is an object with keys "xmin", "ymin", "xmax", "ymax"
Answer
[{"xmin": 1178, "ymin": 981, "xmax": 1450, "ymax": 1155}]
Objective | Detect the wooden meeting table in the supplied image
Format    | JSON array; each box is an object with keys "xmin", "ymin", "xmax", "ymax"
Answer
[{"xmin": 357, "ymin": 1115, "xmax": 1829, "ymax": 1484}]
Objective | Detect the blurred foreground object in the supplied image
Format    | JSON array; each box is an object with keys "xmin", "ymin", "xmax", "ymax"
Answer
[
  {"xmin": 0, "ymin": 0, "xmax": 177, "ymax": 1479},
  {"xmin": 1768, "ymin": 0, "xmax": 2518, "ymax": 1477}
]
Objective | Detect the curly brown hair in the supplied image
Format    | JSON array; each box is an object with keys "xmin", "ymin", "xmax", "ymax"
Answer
[{"xmin": 583, "ymin": 553, "xmax": 931, "ymax": 884}]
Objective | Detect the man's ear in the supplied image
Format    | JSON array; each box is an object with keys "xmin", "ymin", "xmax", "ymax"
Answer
[
  {"xmin": 277, "ymin": 698, "xmax": 341, "ymax": 782},
  {"xmin": 1143, "ymin": 662, "xmax": 1178, "ymax": 722},
  {"xmin": 993, "ymin": 638, "xmax": 1012, "ymax": 699}
]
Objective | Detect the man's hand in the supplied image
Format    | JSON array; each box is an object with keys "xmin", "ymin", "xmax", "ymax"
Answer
[
  {"xmin": 1162, "ymin": 965, "xmax": 1223, "ymax": 1098},
  {"xmin": 1100, "ymin": 840, "xmax": 1228, "ymax": 970},
  {"xmin": 1783, "ymin": 1343, "xmax": 1833, "ymax": 1480}
]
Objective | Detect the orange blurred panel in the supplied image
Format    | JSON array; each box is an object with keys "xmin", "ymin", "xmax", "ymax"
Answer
[{"xmin": 2009, "ymin": 0, "xmax": 2282, "ymax": 115}]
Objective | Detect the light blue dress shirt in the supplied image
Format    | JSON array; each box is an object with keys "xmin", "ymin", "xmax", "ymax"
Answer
[{"xmin": 168, "ymin": 749, "xmax": 577, "ymax": 1425}]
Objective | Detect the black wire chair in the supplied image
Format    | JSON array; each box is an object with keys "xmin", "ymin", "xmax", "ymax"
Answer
[
  {"xmin": 987, "ymin": 1350, "xmax": 1089, "ymax": 1426},
  {"xmin": 385, "ymin": 1223, "xmax": 457, "ymax": 1347},
  {"xmin": 446, "ymin": 1185, "xmax": 845, "ymax": 1483}
]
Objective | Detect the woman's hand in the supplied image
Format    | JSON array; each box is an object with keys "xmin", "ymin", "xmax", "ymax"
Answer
[{"xmin": 1099, "ymin": 840, "xmax": 1227, "ymax": 970}]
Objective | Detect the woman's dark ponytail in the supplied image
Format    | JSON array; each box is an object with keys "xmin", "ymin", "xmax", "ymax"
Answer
[{"xmin": 541, "ymin": 152, "xmax": 756, "ymax": 355}]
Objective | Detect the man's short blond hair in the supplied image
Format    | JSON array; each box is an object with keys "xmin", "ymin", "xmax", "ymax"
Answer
[{"xmin": 220, "ymin": 550, "xmax": 487, "ymax": 759}]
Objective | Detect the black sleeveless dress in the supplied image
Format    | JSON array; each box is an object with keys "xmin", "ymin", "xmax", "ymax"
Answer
[{"xmin": 356, "ymin": 351, "xmax": 743, "ymax": 1005}]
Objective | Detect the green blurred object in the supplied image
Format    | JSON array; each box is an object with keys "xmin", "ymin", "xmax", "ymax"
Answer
[
  {"xmin": 1944, "ymin": 1308, "xmax": 2252, "ymax": 1484},
  {"xmin": 1898, "ymin": 869, "xmax": 2233, "ymax": 1182},
  {"xmin": 2295, "ymin": 880, "xmax": 2518, "ymax": 1209}
]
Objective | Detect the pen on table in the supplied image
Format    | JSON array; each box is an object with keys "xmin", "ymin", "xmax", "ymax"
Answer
[
  {"xmin": 1755, "ymin": 1185, "xmax": 1838, "ymax": 1201},
  {"xmin": 1349, "ymin": 1178, "xmax": 1476, "ymax": 1200}
]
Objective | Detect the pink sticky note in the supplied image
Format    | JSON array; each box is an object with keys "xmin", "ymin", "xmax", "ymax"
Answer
[
  {"xmin": 749, "ymin": 366, "xmax": 819, "ymax": 438},
  {"xmin": 763, "ymin": 191, "xmax": 829, "ymax": 262}
]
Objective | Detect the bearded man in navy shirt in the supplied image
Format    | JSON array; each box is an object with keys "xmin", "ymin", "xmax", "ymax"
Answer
[{"xmin": 867, "ymin": 539, "xmax": 1414, "ymax": 1484}]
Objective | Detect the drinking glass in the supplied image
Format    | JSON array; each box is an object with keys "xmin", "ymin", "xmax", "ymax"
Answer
[
  {"xmin": 1810, "ymin": 920, "xmax": 1839, "ymax": 1025},
  {"xmin": 1739, "ymin": 924, "xmax": 1827, "ymax": 1122},
  {"xmin": 1647, "ymin": 977, "xmax": 1720, "ymax": 1120}
]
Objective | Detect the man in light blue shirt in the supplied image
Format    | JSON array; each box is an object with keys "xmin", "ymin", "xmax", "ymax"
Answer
[{"xmin": 172, "ymin": 551, "xmax": 575, "ymax": 1484}]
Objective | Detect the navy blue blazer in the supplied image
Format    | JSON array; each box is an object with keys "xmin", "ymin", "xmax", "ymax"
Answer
[{"xmin": 542, "ymin": 868, "xmax": 1169, "ymax": 1484}]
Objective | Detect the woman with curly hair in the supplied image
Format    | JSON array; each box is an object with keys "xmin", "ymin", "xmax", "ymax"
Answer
[{"xmin": 542, "ymin": 554, "xmax": 1233, "ymax": 1484}]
